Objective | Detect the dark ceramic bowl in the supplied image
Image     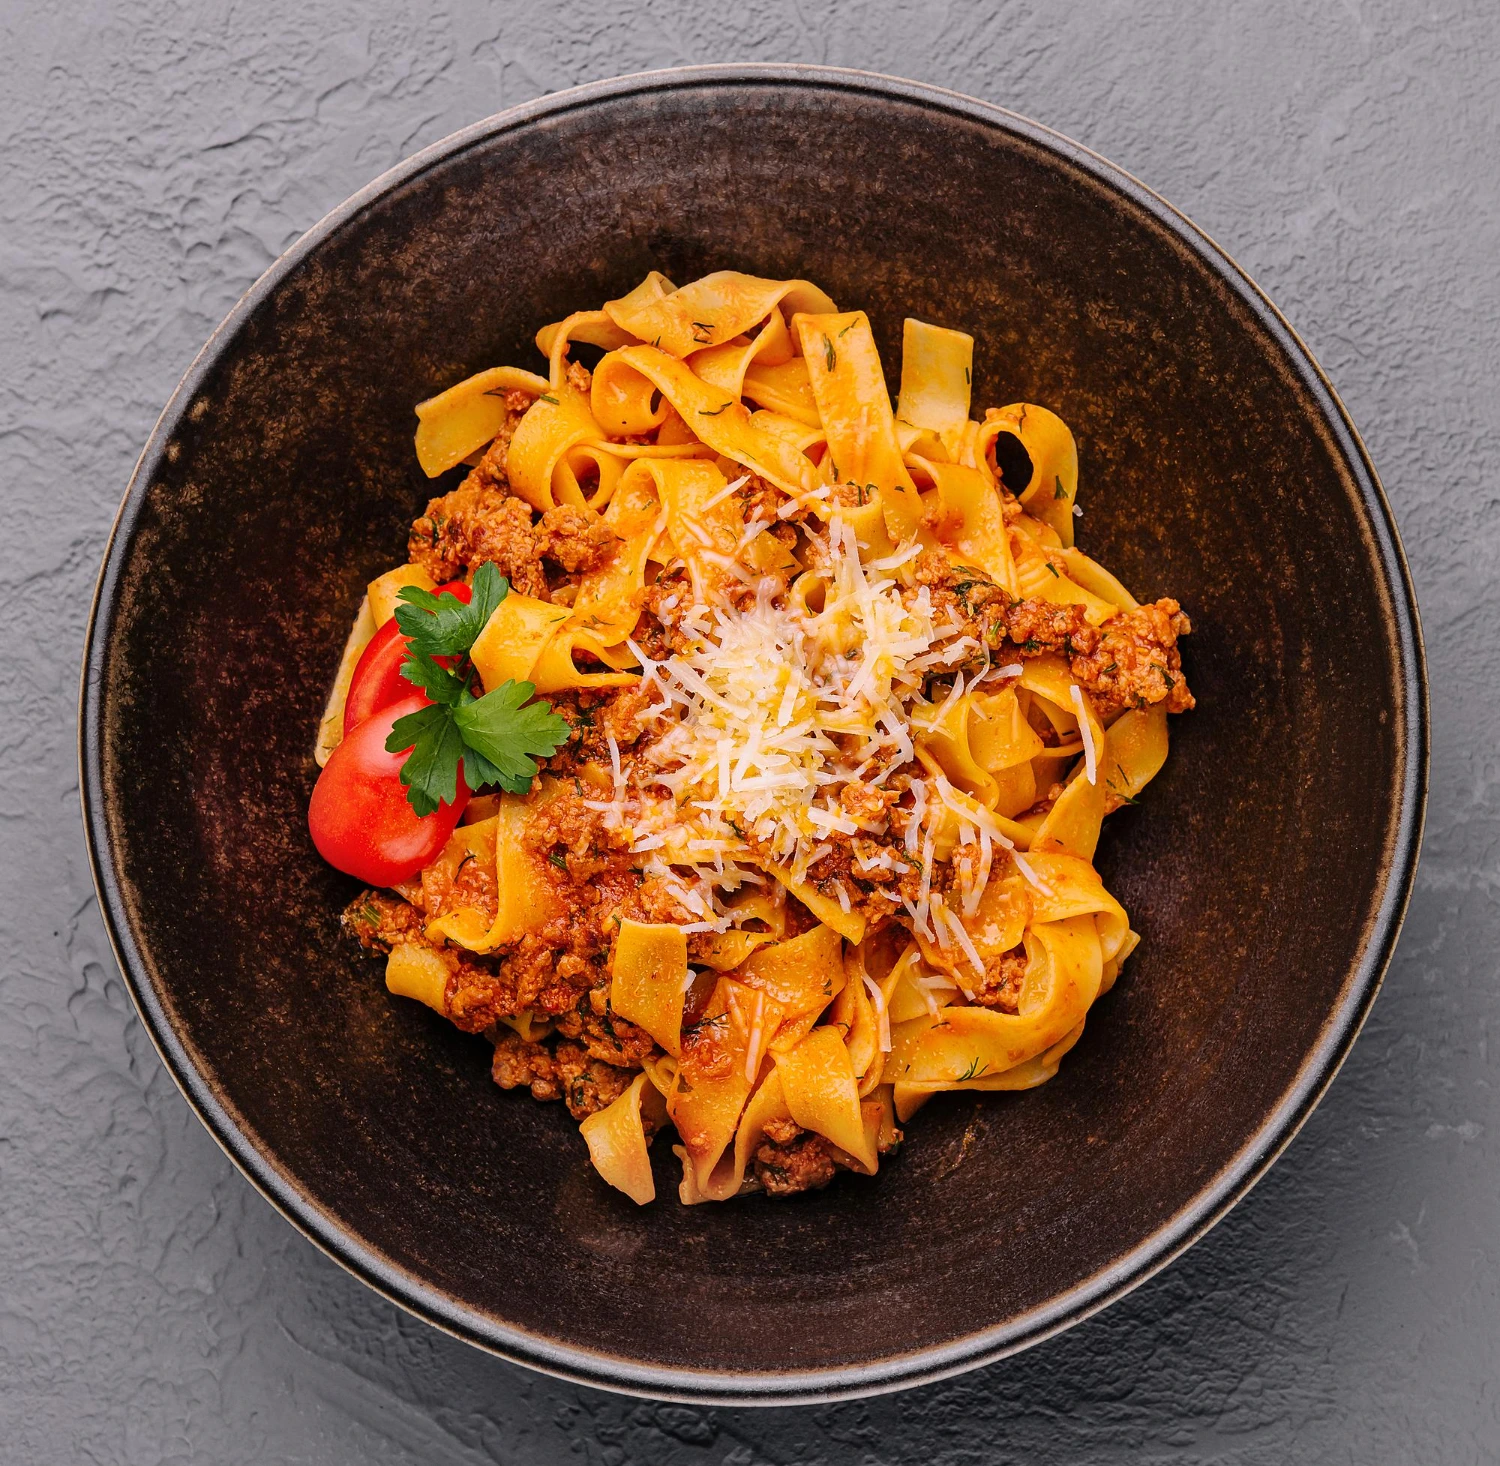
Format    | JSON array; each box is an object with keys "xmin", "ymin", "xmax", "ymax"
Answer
[{"xmin": 80, "ymin": 66, "xmax": 1426, "ymax": 1402}]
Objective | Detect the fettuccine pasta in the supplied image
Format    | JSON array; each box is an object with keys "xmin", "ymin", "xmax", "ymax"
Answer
[{"xmin": 329, "ymin": 271, "xmax": 1195, "ymax": 1205}]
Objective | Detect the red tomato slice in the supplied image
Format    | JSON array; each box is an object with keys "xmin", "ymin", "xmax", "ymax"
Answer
[
  {"xmin": 309, "ymin": 695, "xmax": 469, "ymax": 885},
  {"xmin": 344, "ymin": 580, "xmax": 472, "ymax": 734}
]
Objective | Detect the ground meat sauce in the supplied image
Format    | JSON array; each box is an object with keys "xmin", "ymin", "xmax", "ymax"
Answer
[
  {"xmin": 1069, "ymin": 598, "xmax": 1195, "ymax": 720},
  {"xmin": 341, "ymin": 374, "xmax": 1193, "ymax": 1201},
  {"xmin": 411, "ymin": 484, "xmax": 548, "ymax": 597},
  {"xmin": 491, "ymin": 1032, "xmax": 638, "ymax": 1120},
  {"xmin": 969, "ymin": 946, "xmax": 1028, "ymax": 1013},
  {"xmin": 754, "ymin": 1117, "xmax": 838, "ymax": 1196},
  {"xmin": 913, "ymin": 554, "xmax": 1193, "ymax": 716}
]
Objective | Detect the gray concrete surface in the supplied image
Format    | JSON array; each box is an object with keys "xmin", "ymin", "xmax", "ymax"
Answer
[{"xmin": 3, "ymin": 1, "xmax": 1496, "ymax": 1461}]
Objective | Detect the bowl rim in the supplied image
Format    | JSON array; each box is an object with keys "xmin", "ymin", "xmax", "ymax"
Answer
[{"xmin": 78, "ymin": 62, "xmax": 1429, "ymax": 1405}]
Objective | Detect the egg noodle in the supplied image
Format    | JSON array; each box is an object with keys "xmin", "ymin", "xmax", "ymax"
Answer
[{"xmin": 318, "ymin": 270, "xmax": 1195, "ymax": 1205}]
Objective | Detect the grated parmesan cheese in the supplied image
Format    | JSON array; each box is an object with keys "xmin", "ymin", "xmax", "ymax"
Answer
[
  {"xmin": 940, "ymin": 901, "xmax": 988, "ymax": 982},
  {"xmin": 589, "ymin": 500, "xmax": 1079, "ymax": 943},
  {"xmin": 863, "ymin": 972, "xmax": 892, "ymax": 1052},
  {"xmin": 1069, "ymin": 684, "xmax": 1098, "ymax": 786},
  {"xmin": 625, "ymin": 518, "xmax": 949, "ymax": 897}
]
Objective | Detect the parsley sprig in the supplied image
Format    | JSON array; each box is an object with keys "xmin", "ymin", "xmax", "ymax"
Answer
[{"xmin": 384, "ymin": 563, "xmax": 569, "ymax": 816}]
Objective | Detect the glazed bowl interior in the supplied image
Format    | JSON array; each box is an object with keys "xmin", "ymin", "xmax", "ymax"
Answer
[{"xmin": 82, "ymin": 69, "xmax": 1423, "ymax": 1402}]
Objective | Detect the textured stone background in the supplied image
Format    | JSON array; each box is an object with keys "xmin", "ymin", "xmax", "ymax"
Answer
[{"xmin": 3, "ymin": 0, "xmax": 1496, "ymax": 1461}]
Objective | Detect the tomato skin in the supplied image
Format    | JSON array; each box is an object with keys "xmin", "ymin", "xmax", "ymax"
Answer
[
  {"xmin": 309, "ymin": 696, "xmax": 469, "ymax": 885},
  {"xmin": 344, "ymin": 580, "xmax": 472, "ymax": 734}
]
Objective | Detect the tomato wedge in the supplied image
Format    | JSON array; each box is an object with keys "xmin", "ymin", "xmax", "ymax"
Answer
[
  {"xmin": 309, "ymin": 695, "xmax": 469, "ymax": 885},
  {"xmin": 344, "ymin": 580, "xmax": 471, "ymax": 734}
]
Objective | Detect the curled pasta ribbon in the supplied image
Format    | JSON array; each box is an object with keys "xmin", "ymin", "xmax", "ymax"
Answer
[
  {"xmin": 1011, "ymin": 533, "xmax": 1118, "ymax": 625},
  {"xmin": 580, "ymin": 1072, "xmax": 668, "ymax": 1205},
  {"xmin": 694, "ymin": 930, "xmax": 773, "ymax": 971},
  {"xmin": 972, "ymin": 688, "xmax": 1047, "ymax": 815},
  {"xmin": 609, "ymin": 345, "xmax": 822, "ymax": 496},
  {"xmin": 961, "ymin": 863, "xmax": 1031, "ymax": 975},
  {"xmin": 470, "ymin": 590, "xmax": 641, "ymax": 693},
  {"xmin": 413, "ymin": 366, "xmax": 551, "ymax": 477},
  {"xmin": 547, "ymin": 436, "xmax": 708, "ymax": 516},
  {"xmin": 604, "ymin": 270, "xmax": 836, "ymax": 359},
  {"xmin": 981, "ymin": 403, "xmax": 1079, "ymax": 546},
  {"xmin": 507, "ymin": 383, "xmax": 611, "ymax": 513},
  {"xmin": 421, "ymin": 800, "xmax": 562, "ymax": 954},
  {"xmin": 912, "ymin": 458, "xmax": 1020, "ymax": 596},
  {"xmin": 757, "ymin": 858, "xmax": 867, "ymax": 944},
  {"xmin": 537, "ymin": 310, "xmax": 631, "ymax": 393},
  {"xmin": 684, "ymin": 888, "xmax": 783, "ymax": 974},
  {"xmin": 1017, "ymin": 657, "xmax": 1109, "ymax": 861},
  {"xmin": 888, "ymin": 911, "xmax": 1104, "ymax": 1098},
  {"xmin": 751, "ymin": 408, "xmax": 827, "ymax": 462},
  {"xmin": 1027, "ymin": 853, "xmax": 1132, "ymax": 960},
  {"xmin": 742, "ymin": 357, "xmax": 821, "ymax": 426},
  {"xmin": 795, "ymin": 310, "xmax": 924, "ymax": 543},
  {"xmin": 913, "ymin": 692, "xmax": 1003, "ymax": 810},
  {"xmin": 468, "ymin": 464, "xmax": 672, "ymax": 692},
  {"xmin": 672, "ymin": 975, "xmax": 782, "ymax": 1192},
  {"xmin": 737, "ymin": 924, "xmax": 846, "ymax": 1054},
  {"xmin": 534, "ymin": 310, "xmax": 636, "ymax": 372},
  {"xmin": 609, "ymin": 921, "xmax": 689, "ymax": 1058},
  {"xmin": 1102, "ymin": 701, "xmax": 1170, "ymax": 799},
  {"xmin": 592, "ymin": 347, "xmax": 673, "ymax": 437},
  {"xmin": 896, "ymin": 317, "xmax": 975, "ymax": 454},
  {"xmin": 677, "ymin": 1039, "xmax": 885, "ymax": 1205},
  {"xmin": 688, "ymin": 303, "xmax": 796, "ymax": 399},
  {"xmin": 676, "ymin": 1067, "xmax": 792, "ymax": 1204},
  {"xmin": 893, "ymin": 1023, "xmax": 1086, "ymax": 1122},
  {"xmin": 650, "ymin": 456, "xmax": 757, "ymax": 595},
  {"xmin": 826, "ymin": 943, "xmax": 892, "ymax": 1097},
  {"xmin": 315, "ymin": 595, "xmax": 376, "ymax": 766},
  {"xmin": 384, "ymin": 942, "xmax": 450, "ymax": 1013},
  {"xmin": 367, "ymin": 564, "xmax": 435, "ymax": 627},
  {"xmin": 555, "ymin": 460, "xmax": 669, "ymax": 665},
  {"xmin": 775, "ymin": 1027, "xmax": 877, "ymax": 1172},
  {"xmin": 1058, "ymin": 546, "xmax": 1139, "ymax": 611}
]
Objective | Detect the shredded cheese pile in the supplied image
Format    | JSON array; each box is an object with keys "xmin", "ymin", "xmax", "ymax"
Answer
[{"xmin": 592, "ymin": 517, "xmax": 1044, "ymax": 936}]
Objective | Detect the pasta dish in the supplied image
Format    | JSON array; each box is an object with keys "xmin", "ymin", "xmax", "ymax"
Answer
[{"xmin": 307, "ymin": 270, "xmax": 1195, "ymax": 1205}]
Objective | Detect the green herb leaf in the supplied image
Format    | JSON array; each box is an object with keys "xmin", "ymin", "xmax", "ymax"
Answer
[
  {"xmin": 386, "ymin": 700, "xmax": 447, "ymax": 756},
  {"xmin": 823, "ymin": 336, "xmax": 836, "ymax": 371},
  {"xmin": 453, "ymin": 679, "xmax": 570, "ymax": 787},
  {"xmin": 395, "ymin": 562, "xmax": 507, "ymax": 657},
  {"xmin": 399, "ymin": 648, "xmax": 468, "ymax": 707},
  {"xmin": 386, "ymin": 703, "xmax": 466, "ymax": 817},
  {"xmin": 455, "ymin": 739, "xmax": 531, "ymax": 796},
  {"xmin": 1053, "ymin": 474, "xmax": 1067, "ymax": 501},
  {"xmin": 385, "ymin": 562, "xmax": 567, "ymax": 815}
]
